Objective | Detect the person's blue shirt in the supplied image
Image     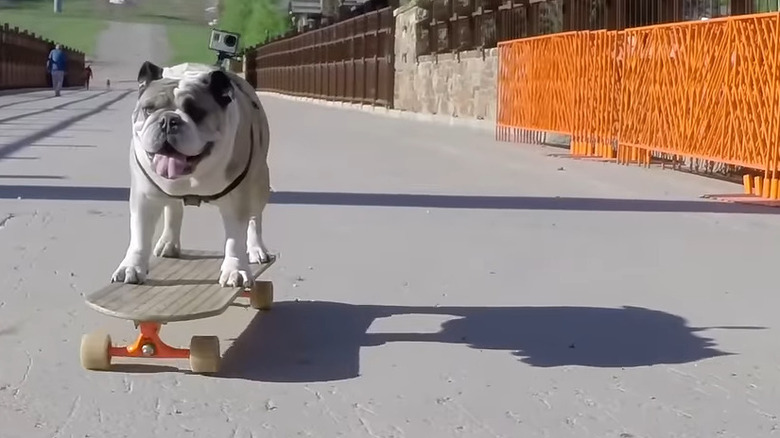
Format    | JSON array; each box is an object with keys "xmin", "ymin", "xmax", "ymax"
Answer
[{"xmin": 47, "ymin": 48, "xmax": 67, "ymax": 72}]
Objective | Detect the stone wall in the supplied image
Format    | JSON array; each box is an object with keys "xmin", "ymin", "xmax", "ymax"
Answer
[{"xmin": 393, "ymin": 4, "xmax": 498, "ymax": 121}]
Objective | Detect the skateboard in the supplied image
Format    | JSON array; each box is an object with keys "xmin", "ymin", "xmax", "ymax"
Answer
[{"xmin": 80, "ymin": 250, "xmax": 277, "ymax": 374}]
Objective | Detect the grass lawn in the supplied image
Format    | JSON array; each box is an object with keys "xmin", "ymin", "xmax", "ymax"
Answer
[
  {"xmin": 0, "ymin": 0, "xmax": 214, "ymax": 63},
  {"xmin": 0, "ymin": 13, "xmax": 106, "ymax": 54},
  {"xmin": 0, "ymin": 0, "xmax": 108, "ymax": 55},
  {"xmin": 165, "ymin": 22, "xmax": 217, "ymax": 65}
]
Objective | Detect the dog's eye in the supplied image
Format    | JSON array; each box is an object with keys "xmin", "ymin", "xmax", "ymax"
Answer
[
  {"xmin": 141, "ymin": 106, "xmax": 154, "ymax": 118},
  {"xmin": 182, "ymin": 99, "xmax": 207, "ymax": 124}
]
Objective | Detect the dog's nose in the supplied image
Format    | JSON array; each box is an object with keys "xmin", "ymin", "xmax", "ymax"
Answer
[{"xmin": 159, "ymin": 113, "xmax": 181, "ymax": 133}]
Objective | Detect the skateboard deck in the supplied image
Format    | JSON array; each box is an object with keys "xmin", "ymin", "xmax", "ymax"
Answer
[
  {"xmin": 86, "ymin": 250, "xmax": 276, "ymax": 323},
  {"xmin": 80, "ymin": 249, "xmax": 278, "ymax": 374}
]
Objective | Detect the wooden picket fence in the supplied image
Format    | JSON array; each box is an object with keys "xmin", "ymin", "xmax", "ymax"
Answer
[{"xmin": 0, "ymin": 23, "xmax": 86, "ymax": 90}]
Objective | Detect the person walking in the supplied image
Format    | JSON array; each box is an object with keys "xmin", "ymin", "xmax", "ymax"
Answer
[
  {"xmin": 46, "ymin": 44, "xmax": 67, "ymax": 97},
  {"xmin": 83, "ymin": 64, "xmax": 93, "ymax": 90}
]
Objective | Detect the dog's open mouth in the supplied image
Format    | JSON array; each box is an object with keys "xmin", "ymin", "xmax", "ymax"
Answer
[{"xmin": 147, "ymin": 141, "xmax": 214, "ymax": 180}]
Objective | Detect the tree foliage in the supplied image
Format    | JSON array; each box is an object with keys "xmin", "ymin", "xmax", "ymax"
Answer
[{"xmin": 219, "ymin": 0, "xmax": 290, "ymax": 50}]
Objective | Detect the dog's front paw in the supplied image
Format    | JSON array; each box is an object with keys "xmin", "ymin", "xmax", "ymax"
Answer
[
  {"xmin": 111, "ymin": 264, "xmax": 147, "ymax": 284},
  {"xmin": 247, "ymin": 245, "xmax": 271, "ymax": 264},
  {"xmin": 219, "ymin": 257, "xmax": 254, "ymax": 288},
  {"xmin": 153, "ymin": 237, "xmax": 180, "ymax": 258}
]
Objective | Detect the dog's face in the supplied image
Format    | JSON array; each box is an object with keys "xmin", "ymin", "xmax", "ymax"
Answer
[{"xmin": 133, "ymin": 61, "xmax": 236, "ymax": 180}]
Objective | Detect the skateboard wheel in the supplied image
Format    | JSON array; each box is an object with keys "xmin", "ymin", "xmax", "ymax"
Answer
[
  {"xmin": 249, "ymin": 281, "xmax": 273, "ymax": 310},
  {"xmin": 80, "ymin": 332, "xmax": 112, "ymax": 371},
  {"xmin": 189, "ymin": 336, "xmax": 220, "ymax": 374}
]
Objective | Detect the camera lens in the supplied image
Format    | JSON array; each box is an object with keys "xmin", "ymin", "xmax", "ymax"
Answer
[{"xmin": 225, "ymin": 35, "xmax": 237, "ymax": 47}]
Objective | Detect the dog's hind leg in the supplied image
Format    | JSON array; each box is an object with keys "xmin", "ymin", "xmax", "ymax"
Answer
[
  {"xmin": 153, "ymin": 201, "xmax": 183, "ymax": 258},
  {"xmin": 247, "ymin": 190, "xmax": 271, "ymax": 264},
  {"xmin": 218, "ymin": 206, "xmax": 253, "ymax": 287},
  {"xmin": 247, "ymin": 213, "xmax": 271, "ymax": 264}
]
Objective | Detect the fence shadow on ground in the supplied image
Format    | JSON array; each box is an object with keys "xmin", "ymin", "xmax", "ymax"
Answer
[
  {"xmin": 0, "ymin": 174, "xmax": 64, "ymax": 179},
  {"xmin": 0, "ymin": 90, "xmax": 132, "ymax": 158},
  {"xmin": 214, "ymin": 301, "xmax": 755, "ymax": 383},
  {"xmin": 0, "ymin": 187, "xmax": 777, "ymax": 214},
  {"xmin": 0, "ymin": 91, "xmax": 106, "ymax": 124},
  {"xmin": 268, "ymin": 191, "xmax": 780, "ymax": 214},
  {"xmin": 0, "ymin": 95, "xmax": 55, "ymax": 110}
]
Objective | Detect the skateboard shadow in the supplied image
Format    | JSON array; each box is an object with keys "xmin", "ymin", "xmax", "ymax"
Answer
[
  {"xmin": 217, "ymin": 300, "xmax": 758, "ymax": 383},
  {"xmin": 109, "ymin": 364, "xmax": 181, "ymax": 374}
]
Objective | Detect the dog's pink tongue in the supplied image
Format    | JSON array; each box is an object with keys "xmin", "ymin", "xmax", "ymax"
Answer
[{"xmin": 152, "ymin": 152, "xmax": 189, "ymax": 179}]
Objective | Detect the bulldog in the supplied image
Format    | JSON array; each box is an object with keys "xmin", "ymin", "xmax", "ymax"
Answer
[{"xmin": 111, "ymin": 61, "xmax": 272, "ymax": 288}]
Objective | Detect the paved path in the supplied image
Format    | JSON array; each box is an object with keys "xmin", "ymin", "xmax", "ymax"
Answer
[
  {"xmin": 87, "ymin": 20, "xmax": 171, "ymax": 89},
  {"xmin": 3, "ymin": 26, "xmax": 780, "ymax": 438}
]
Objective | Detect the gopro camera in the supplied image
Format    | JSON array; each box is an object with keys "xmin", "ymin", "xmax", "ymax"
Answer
[{"xmin": 209, "ymin": 29, "xmax": 240, "ymax": 55}]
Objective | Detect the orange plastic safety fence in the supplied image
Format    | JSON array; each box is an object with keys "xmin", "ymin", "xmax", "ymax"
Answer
[
  {"xmin": 571, "ymin": 30, "xmax": 621, "ymax": 160},
  {"xmin": 496, "ymin": 13, "xmax": 780, "ymax": 199},
  {"xmin": 496, "ymin": 32, "xmax": 579, "ymax": 143},
  {"xmin": 619, "ymin": 13, "xmax": 780, "ymax": 172}
]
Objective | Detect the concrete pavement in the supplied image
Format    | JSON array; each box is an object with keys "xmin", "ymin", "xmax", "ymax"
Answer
[{"xmin": 1, "ymin": 81, "xmax": 780, "ymax": 436}]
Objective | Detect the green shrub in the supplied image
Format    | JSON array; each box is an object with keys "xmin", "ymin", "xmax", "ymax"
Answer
[{"xmin": 219, "ymin": 0, "xmax": 290, "ymax": 49}]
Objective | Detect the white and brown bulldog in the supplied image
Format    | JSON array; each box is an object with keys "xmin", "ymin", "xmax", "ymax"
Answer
[{"xmin": 111, "ymin": 61, "xmax": 272, "ymax": 288}]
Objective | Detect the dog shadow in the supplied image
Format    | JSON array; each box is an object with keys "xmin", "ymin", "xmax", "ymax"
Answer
[{"xmin": 216, "ymin": 300, "xmax": 753, "ymax": 382}]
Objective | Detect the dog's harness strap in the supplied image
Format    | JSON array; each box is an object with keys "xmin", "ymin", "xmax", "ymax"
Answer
[{"xmin": 134, "ymin": 126, "xmax": 256, "ymax": 207}]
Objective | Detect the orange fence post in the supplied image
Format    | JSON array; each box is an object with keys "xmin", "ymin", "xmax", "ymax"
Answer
[{"xmin": 743, "ymin": 174, "xmax": 753, "ymax": 194}]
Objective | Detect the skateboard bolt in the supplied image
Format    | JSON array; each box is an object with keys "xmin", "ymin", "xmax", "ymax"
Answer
[{"xmin": 141, "ymin": 343, "xmax": 156, "ymax": 357}]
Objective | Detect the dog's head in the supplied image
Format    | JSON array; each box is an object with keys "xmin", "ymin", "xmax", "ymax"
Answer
[{"xmin": 132, "ymin": 61, "xmax": 237, "ymax": 180}]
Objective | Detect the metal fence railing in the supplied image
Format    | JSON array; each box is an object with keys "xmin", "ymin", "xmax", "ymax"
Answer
[
  {"xmin": 246, "ymin": 6, "xmax": 396, "ymax": 107},
  {"xmin": 414, "ymin": 0, "xmax": 775, "ymax": 57},
  {"xmin": 0, "ymin": 23, "xmax": 86, "ymax": 90}
]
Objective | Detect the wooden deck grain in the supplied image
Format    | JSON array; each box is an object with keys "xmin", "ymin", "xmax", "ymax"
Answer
[{"xmin": 86, "ymin": 250, "xmax": 276, "ymax": 322}]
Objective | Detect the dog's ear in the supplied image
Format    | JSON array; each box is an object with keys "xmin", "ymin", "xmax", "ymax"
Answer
[
  {"xmin": 137, "ymin": 61, "xmax": 163, "ymax": 89},
  {"xmin": 208, "ymin": 70, "xmax": 234, "ymax": 108}
]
